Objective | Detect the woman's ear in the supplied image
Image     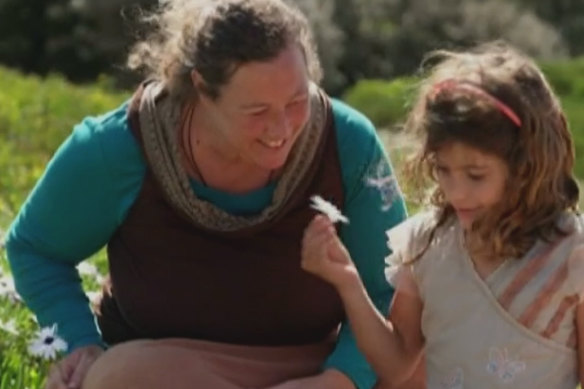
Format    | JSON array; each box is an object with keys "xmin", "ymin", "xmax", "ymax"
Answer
[
  {"xmin": 190, "ymin": 69, "xmax": 202, "ymax": 85},
  {"xmin": 190, "ymin": 69, "xmax": 208, "ymax": 97}
]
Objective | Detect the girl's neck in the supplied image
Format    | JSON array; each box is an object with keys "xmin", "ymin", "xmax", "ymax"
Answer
[{"xmin": 463, "ymin": 229, "xmax": 507, "ymax": 280}]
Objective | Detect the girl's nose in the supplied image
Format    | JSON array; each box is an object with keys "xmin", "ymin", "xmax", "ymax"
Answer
[{"xmin": 445, "ymin": 180, "xmax": 469, "ymax": 204}]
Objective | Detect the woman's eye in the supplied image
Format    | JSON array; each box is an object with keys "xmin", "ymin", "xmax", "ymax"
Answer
[
  {"xmin": 468, "ymin": 174, "xmax": 485, "ymax": 181},
  {"xmin": 248, "ymin": 110, "xmax": 266, "ymax": 117},
  {"xmin": 287, "ymin": 99, "xmax": 306, "ymax": 109}
]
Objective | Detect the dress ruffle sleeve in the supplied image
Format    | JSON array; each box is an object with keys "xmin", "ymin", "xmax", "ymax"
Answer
[
  {"xmin": 384, "ymin": 211, "xmax": 438, "ymax": 295},
  {"xmin": 565, "ymin": 214, "xmax": 584, "ymax": 302}
]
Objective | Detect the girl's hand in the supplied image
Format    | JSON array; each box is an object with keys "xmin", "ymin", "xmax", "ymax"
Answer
[{"xmin": 301, "ymin": 215, "xmax": 360, "ymax": 291}]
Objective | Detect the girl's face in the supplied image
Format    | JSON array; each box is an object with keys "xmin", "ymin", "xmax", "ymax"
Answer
[
  {"xmin": 195, "ymin": 43, "xmax": 311, "ymax": 172},
  {"xmin": 435, "ymin": 141, "xmax": 509, "ymax": 229}
]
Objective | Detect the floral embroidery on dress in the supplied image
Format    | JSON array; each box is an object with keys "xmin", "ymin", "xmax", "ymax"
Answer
[
  {"xmin": 441, "ymin": 366, "xmax": 464, "ymax": 389},
  {"xmin": 486, "ymin": 347, "xmax": 526, "ymax": 383},
  {"xmin": 364, "ymin": 159, "xmax": 401, "ymax": 212}
]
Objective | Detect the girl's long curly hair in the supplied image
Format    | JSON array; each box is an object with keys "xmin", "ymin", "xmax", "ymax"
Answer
[{"xmin": 405, "ymin": 41, "xmax": 578, "ymax": 260}]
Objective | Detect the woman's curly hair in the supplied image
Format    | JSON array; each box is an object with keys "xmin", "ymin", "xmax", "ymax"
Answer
[{"xmin": 127, "ymin": 0, "xmax": 322, "ymax": 102}]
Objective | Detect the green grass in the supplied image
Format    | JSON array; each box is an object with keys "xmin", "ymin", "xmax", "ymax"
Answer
[
  {"xmin": 0, "ymin": 245, "xmax": 108, "ymax": 388},
  {"xmin": 0, "ymin": 66, "xmax": 124, "ymax": 388},
  {"xmin": 2, "ymin": 63, "xmax": 584, "ymax": 387}
]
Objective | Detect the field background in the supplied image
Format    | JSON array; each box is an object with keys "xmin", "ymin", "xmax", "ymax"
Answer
[{"xmin": 1, "ymin": 57, "xmax": 584, "ymax": 387}]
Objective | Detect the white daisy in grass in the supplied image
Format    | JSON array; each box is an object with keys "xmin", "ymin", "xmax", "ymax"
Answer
[
  {"xmin": 309, "ymin": 195, "xmax": 349, "ymax": 224},
  {"xmin": 0, "ymin": 318, "xmax": 19, "ymax": 336},
  {"xmin": 28, "ymin": 324, "xmax": 68, "ymax": 360},
  {"xmin": 86, "ymin": 291, "xmax": 102, "ymax": 306},
  {"xmin": 76, "ymin": 262, "xmax": 105, "ymax": 284},
  {"xmin": 0, "ymin": 275, "xmax": 21, "ymax": 302}
]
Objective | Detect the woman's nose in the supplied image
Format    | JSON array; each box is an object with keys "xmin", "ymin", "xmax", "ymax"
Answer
[{"xmin": 267, "ymin": 111, "xmax": 292, "ymax": 139}]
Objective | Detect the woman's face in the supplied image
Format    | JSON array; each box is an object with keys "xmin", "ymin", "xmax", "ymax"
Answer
[
  {"xmin": 195, "ymin": 44, "xmax": 311, "ymax": 172},
  {"xmin": 434, "ymin": 141, "xmax": 509, "ymax": 229}
]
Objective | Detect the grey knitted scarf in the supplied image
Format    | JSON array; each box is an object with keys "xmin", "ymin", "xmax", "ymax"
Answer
[{"xmin": 137, "ymin": 82, "xmax": 328, "ymax": 232}]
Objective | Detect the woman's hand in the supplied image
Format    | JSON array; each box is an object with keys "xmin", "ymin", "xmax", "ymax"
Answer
[
  {"xmin": 262, "ymin": 369, "xmax": 355, "ymax": 389},
  {"xmin": 45, "ymin": 345, "xmax": 104, "ymax": 389},
  {"xmin": 301, "ymin": 215, "xmax": 360, "ymax": 291}
]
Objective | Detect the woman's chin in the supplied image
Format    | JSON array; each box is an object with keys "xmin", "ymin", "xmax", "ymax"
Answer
[{"xmin": 253, "ymin": 150, "xmax": 292, "ymax": 171}]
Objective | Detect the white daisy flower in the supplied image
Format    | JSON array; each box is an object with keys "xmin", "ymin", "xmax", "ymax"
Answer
[
  {"xmin": 0, "ymin": 275, "xmax": 21, "ymax": 302},
  {"xmin": 0, "ymin": 318, "xmax": 19, "ymax": 336},
  {"xmin": 28, "ymin": 324, "xmax": 68, "ymax": 360},
  {"xmin": 309, "ymin": 195, "xmax": 349, "ymax": 224},
  {"xmin": 77, "ymin": 262, "xmax": 105, "ymax": 284},
  {"xmin": 86, "ymin": 291, "xmax": 102, "ymax": 306}
]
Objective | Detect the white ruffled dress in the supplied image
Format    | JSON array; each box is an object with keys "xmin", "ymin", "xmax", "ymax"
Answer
[{"xmin": 385, "ymin": 211, "xmax": 584, "ymax": 389}]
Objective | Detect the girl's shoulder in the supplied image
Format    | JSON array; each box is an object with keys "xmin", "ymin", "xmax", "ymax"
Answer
[
  {"xmin": 384, "ymin": 209, "xmax": 457, "ymax": 275},
  {"xmin": 385, "ymin": 209, "xmax": 454, "ymax": 261},
  {"xmin": 384, "ymin": 209, "xmax": 459, "ymax": 290},
  {"xmin": 558, "ymin": 212, "xmax": 584, "ymax": 299}
]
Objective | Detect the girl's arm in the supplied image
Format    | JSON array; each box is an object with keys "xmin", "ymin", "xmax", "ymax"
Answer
[
  {"xmin": 302, "ymin": 215, "xmax": 424, "ymax": 386},
  {"xmin": 337, "ymin": 268, "xmax": 424, "ymax": 385}
]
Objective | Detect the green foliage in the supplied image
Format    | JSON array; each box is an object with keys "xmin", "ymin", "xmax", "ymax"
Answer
[
  {"xmin": 0, "ymin": 245, "xmax": 108, "ymax": 389},
  {"xmin": 0, "ymin": 67, "xmax": 126, "ymax": 388},
  {"xmin": 5, "ymin": 0, "xmax": 581, "ymax": 96},
  {"xmin": 342, "ymin": 78, "xmax": 419, "ymax": 130},
  {"xmin": 0, "ymin": 66, "xmax": 129, "ymax": 227},
  {"xmin": 541, "ymin": 57, "xmax": 584, "ymax": 98},
  {"xmin": 560, "ymin": 96, "xmax": 584, "ymax": 179},
  {"xmin": 541, "ymin": 59, "xmax": 584, "ymax": 178},
  {"xmin": 0, "ymin": 67, "xmax": 123, "ymax": 386}
]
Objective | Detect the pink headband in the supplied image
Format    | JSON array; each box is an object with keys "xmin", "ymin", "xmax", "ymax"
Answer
[{"xmin": 430, "ymin": 79, "xmax": 522, "ymax": 127}]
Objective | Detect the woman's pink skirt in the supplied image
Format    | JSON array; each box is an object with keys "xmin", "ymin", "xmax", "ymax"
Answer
[{"xmin": 82, "ymin": 336, "xmax": 335, "ymax": 389}]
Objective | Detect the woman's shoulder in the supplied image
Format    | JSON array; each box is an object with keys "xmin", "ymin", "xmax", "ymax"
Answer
[
  {"xmin": 79, "ymin": 100, "xmax": 133, "ymax": 146},
  {"xmin": 330, "ymin": 98, "xmax": 377, "ymax": 145},
  {"xmin": 72, "ymin": 100, "xmax": 145, "ymax": 175},
  {"xmin": 329, "ymin": 98, "xmax": 393, "ymax": 196}
]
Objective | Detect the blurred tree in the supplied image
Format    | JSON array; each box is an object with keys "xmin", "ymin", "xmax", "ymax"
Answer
[
  {"xmin": 73, "ymin": 0, "xmax": 157, "ymax": 87},
  {"xmin": 291, "ymin": 0, "xmax": 345, "ymax": 94},
  {"xmin": 331, "ymin": 0, "xmax": 400, "ymax": 92},
  {"xmin": 0, "ymin": 0, "xmax": 577, "ymax": 95},
  {"xmin": 514, "ymin": 0, "xmax": 584, "ymax": 56},
  {"xmin": 0, "ymin": 0, "xmax": 108, "ymax": 81},
  {"xmin": 334, "ymin": 0, "xmax": 567, "ymax": 82}
]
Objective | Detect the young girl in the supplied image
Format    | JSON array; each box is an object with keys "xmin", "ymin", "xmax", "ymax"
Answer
[{"xmin": 302, "ymin": 41, "xmax": 584, "ymax": 389}]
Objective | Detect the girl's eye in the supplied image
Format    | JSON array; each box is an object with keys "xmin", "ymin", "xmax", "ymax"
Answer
[{"xmin": 435, "ymin": 166, "xmax": 449, "ymax": 175}]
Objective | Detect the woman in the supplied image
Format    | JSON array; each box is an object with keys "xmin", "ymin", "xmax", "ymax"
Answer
[{"xmin": 6, "ymin": 0, "xmax": 408, "ymax": 388}]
